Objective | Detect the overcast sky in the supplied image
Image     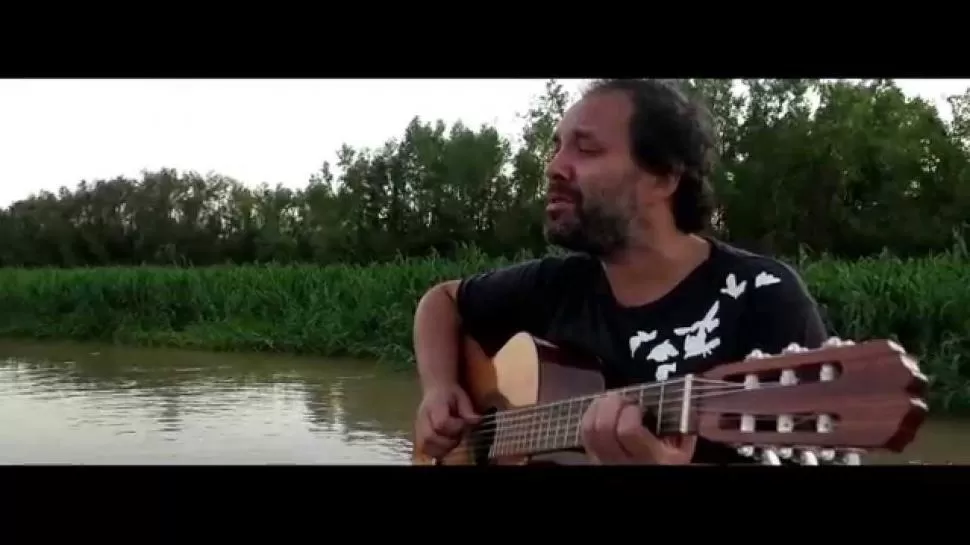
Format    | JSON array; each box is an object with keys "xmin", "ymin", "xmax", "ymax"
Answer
[{"xmin": 0, "ymin": 78, "xmax": 967, "ymax": 207}]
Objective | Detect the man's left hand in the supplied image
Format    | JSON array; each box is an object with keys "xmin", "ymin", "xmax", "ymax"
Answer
[{"xmin": 580, "ymin": 391, "xmax": 696, "ymax": 465}]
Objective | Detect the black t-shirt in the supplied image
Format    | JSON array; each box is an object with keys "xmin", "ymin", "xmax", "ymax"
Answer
[{"xmin": 454, "ymin": 237, "xmax": 829, "ymax": 464}]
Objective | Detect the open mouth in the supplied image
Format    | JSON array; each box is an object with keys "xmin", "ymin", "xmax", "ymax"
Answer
[
  {"xmin": 545, "ymin": 196, "xmax": 576, "ymax": 215},
  {"xmin": 546, "ymin": 189, "xmax": 578, "ymax": 205}
]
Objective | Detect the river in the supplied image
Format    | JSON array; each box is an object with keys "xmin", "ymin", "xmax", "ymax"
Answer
[{"xmin": 0, "ymin": 339, "xmax": 964, "ymax": 465}]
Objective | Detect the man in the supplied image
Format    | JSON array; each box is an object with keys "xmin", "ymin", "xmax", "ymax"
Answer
[{"xmin": 412, "ymin": 79, "xmax": 828, "ymax": 465}]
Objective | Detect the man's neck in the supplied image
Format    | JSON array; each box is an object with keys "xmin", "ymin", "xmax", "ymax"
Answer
[{"xmin": 600, "ymin": 231, "xmax": 711, "ymax": 308}]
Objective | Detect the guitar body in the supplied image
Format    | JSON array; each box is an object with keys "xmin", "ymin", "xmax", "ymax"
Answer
[{"xmin": 412, "ymin": 332, "xmax": 604, "ymax": 465}]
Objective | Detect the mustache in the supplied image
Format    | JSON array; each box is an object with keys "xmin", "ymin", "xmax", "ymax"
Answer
[{"xmin": 545, "ymin": 182, "xmax": 583, "ymax": 201}]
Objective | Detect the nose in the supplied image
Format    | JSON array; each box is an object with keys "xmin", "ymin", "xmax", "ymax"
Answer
[{"xmin": 545, "ymin": 148, "xmax": 569, "ymax": 183}]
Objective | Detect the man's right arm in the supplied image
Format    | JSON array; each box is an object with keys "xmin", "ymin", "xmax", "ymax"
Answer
[
  {"xmin": 413, "ymin": 280, "xmax": 464, "ymax": 392},
  {"xmin": 412, "ymin": 259, "xmax": 557, "ymax": 392}
]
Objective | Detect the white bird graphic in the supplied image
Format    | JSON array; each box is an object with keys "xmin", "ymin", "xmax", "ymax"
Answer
[
  {"xmin": 755, "ymin": 271, "xmax": 781, "ymax": 288},
  {"xmin": 646, "ymin": 340, "xmax": 679, "ymax": 363},
  {"xmin": 720, "ymin": 273, "xmax": 746, "ymax": 299},
  {"xmin": 674, "ymin": 301, "xmax": 722, "ymax": 359},
  {"xmin": 628, "ymin": 329, "xmax": 657, "ymax": 357}
]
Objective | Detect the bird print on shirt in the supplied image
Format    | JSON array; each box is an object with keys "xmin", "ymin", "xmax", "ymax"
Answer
[
  {"xmin": 755, "ymin": 271, "xmax": 781, "ymax": 288},
  {"xmin": 628, "ymin": 330, "xmax": 657, "ymax": 358},
  {"xmin": 673, "ymin": 300, "xmax": 722, "ymax": 360},
  {"xmin": 720, "ymin": 273, "xmax": 746, "ymax": 299},
  {"xmin": 625, "ymin": 269, "xmax": 785, "ymax": 382}
]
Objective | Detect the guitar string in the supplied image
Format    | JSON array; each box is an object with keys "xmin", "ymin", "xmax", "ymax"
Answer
[
  {"xmin": 468, "ymin": 387, "xmax": 777, "ymax": 452},
  {"xmin": 480, "ymin": 389, "xmax": 915, "ymax": 447},
  {"xmin": 452, "ymin": 376, "xmax": 742, "ymax": 429},
  {"xmin": 443, "ymin": 400, "xmax": 900, "ymax": 462},
  {"xmin": 435, "ymin": 380, "xmax": 743, "ymax": 456},
  {"xmin": 457, "ymin": 378, "xmax": 759, "ymax": 434},
  {"xmin": 441, "ymin": 379, "xmax": 920, "ymax": 460},
  {"xmin": 428, "ymin": 339, "xmax": 903, "ymax": 432},
  {"xmin": 485, "ymin": 412, "xmax": 821, "ymax": 453},
  {"xmin": 438, "ymin": 382, "xmax": 770, "ymax": 459},
  {"xmin": 461, "ymin": 358, "xmax": 861, "ymax": 425}
]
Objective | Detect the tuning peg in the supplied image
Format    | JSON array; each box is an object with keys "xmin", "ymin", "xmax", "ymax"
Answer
[
  {"xmin": 745, "ymin": 349, "xmax": 768, "ymax": 359},
  {"xmin": 760, "ymin": 448, "xmax": 782, "ymax": 466},
  {"xmin": 823, "ymin": 336, "xmax": 857, "ymax": 347},
  {"xmin": 840, "ymin": 449, "xmax": 865, "ymax": 466},
  {"xmin": 819, "ymin": 448, "xmax": 836, "ymax": 462},
  {"xmin": 737, "ymin": 445, "xmax": 756, "ymax": 458},
  {"xmin": 783, "ymin": 343, "xmax": 807, "ymax": 353},
  {"xmin": 798, "ymin": 449, "xmax": 820, "ymax": 466}
]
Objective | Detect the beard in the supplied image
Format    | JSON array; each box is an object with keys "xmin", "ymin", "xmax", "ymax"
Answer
[{"xmin": 543, "ymin": 184, "xmax": 634, "ymax": 258}]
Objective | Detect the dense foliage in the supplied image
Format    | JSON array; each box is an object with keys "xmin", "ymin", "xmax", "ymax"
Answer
[{"xmin": 3, "ymin": 79, "xmax": 969, "ymax": 265}]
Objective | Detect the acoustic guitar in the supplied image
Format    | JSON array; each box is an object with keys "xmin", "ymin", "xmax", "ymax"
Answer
[{"xmin": 411, "ymin": 332, "xmax": 928, "ymax": 466}]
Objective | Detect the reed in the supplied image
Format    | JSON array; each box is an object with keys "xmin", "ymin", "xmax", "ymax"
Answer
[{"xmin": 0, "ymin": 246, "xmax": 966, "ymax": 412}]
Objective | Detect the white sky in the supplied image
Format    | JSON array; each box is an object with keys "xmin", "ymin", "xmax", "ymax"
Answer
[{"xmin": 0, "ymin": 78, "xmax": 967, "ymax": 207}]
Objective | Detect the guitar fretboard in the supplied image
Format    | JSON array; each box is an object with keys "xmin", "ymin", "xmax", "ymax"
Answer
[{"xmin": 483, "ymin": 376, "xmax": 694, "ymax": 458}]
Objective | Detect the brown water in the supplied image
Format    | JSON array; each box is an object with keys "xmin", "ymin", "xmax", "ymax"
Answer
[{"xmin": 0, "ymin": 339, "xmax": 965, "ymax": 465}]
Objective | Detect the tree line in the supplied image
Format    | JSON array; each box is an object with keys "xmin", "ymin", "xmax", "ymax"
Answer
[{"xmin": 2, "ymin": 78, "xmax": 969, "ymax": 268}]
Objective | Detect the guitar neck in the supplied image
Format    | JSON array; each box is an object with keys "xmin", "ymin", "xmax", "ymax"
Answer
[{"xmin": 485, "ymin": 376, "xmax": 696, "ymax": 459}]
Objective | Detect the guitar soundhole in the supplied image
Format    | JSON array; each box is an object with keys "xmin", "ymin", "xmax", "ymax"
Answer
[{"xmin": 469, "ymin": 406, "xmax": 499, "ymax": 465}]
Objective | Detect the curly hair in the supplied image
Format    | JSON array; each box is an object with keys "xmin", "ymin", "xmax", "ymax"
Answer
[{"xmin": 583, "ymin": 79, "xmax": 718, "ymax": 234}]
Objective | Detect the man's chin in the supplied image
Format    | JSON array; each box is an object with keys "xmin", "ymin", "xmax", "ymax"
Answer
[
  {"xmin": 544, "ymin": 225, "xmax": 620, "ymax": 258},
  {"xmin": 543, "ymin": 218, "xmax": 570, "ymax": 238},
  {"xmin": 544, "ymin": 223, "xmax": 585, "ymax": 251}
]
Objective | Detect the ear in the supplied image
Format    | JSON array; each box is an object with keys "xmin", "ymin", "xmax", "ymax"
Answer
[{"xmin": 648, "ymin": 168, "xmax": 682, "ymax": 200}]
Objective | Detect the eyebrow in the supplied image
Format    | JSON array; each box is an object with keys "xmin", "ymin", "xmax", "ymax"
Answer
[{"xmin": 553, "ymin": 127, "xmax": 598, "ymax": 144}]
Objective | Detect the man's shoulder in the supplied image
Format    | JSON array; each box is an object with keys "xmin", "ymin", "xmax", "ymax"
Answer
[
  {"xmin": 458, "ymin": 251, "xmax": 598, "ymax": 296},
  {"xmin": 710, "ymin": 238, "xmax": 807, "ymax": 290},
  {"xmin": 488, "ymin": 251, "xmax": 597, "ymax": 278},
  {"xmin": 539, "ymin": 251, "xmax": 598, "ymax": 270}
]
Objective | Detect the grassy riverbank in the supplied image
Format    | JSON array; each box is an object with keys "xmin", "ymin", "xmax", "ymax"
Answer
[{"xmin": 0, "ymin": 246, "xmax": 967, "ymax": 413}]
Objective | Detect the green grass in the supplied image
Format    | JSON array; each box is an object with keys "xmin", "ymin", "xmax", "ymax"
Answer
[{"xmin": 0, "ymin": 246, "xmax": 966, "ymax": 413}]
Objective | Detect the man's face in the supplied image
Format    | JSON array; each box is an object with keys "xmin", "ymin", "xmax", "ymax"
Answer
[{"xmin": 543, "ymin": 90, "xmax": 666, "ymax": 257}]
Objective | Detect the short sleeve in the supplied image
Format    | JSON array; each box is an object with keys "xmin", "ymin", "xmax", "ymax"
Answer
[
  {"xmin": 456, "ymin": 257, "xmax": 566, "ymax": 355},
  {"xmin": 740, "ymin": 259, "xmax": 828, "ymax": 356}
]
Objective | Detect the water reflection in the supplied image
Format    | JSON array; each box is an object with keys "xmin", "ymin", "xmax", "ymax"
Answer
[
  {"xmin": 0, "ymin": 339, "xmax": 965, "ymax": 465},
  {"xmin": 0, "ymin": 340, "xmax": 421, "ymax": 465}
]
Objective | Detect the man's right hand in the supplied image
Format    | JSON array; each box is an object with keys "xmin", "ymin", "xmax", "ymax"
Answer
[{"xmin": 414, "ymin": 384, "xmax": 480, "ymax": 460}]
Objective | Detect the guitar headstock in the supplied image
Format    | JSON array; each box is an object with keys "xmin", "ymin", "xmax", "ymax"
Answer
[{"xmin": 694, "ymin": 337, "xmax": 928, "ymax": 460}]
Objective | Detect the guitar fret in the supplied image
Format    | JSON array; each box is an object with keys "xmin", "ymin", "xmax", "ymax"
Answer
[
  {"xmin": 549, "ymin": 404, "xmax": 558, "ymax": 451},
  {"xmin": 530, "ymin": 410, "xmax": 536, "ymax": 452},
  {"xmin": 560, "ymin": 401, "xmax": 571, "ymax": 450},
  {"xmin": 542, "ymin": 402, "xmax": 555, "ymax": 452},
  {"xmin": 533, "ymin": 408, "xmax": 549, "ymax": 450},
  {"xmin": 539, "ymin": 404, "xmax": 549, "ymax": 452}
]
